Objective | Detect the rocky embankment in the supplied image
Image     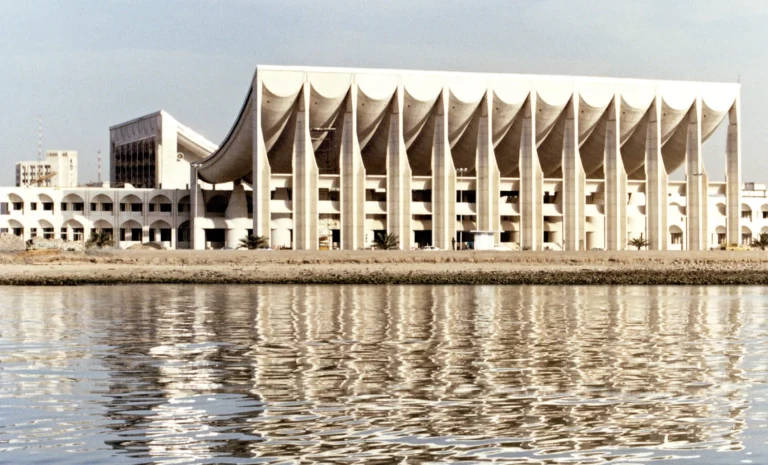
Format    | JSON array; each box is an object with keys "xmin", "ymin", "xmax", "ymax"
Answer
[{"xmin": 1, "ymin": 249, "xmax": 768, "ymax": 285}]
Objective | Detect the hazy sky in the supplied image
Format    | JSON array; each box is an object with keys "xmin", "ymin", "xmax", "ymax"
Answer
[{"xmin": 0, "ymin": 0, "xmax": 765, "ymax": 186}]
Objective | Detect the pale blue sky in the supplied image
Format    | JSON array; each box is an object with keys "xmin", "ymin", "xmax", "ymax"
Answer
[{"xmin": 0, "ymin": 0, "xmax": 764, "ymax": 185}]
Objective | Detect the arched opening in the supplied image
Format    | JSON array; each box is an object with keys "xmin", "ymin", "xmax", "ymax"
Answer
[
  {"xmin": 38, "ymin": 219, "xmax": 54, "ymax": 239},
  {"xmin": 669, "ymin": 225, "xmax": 683, "ymax": 247},
  {"xmin": 715, "ymin": 203, "xmax": 726, "ymax": 217},
  {"xmin": 742, "ymin": 225, "xmax": 753, "ymax": 246},
  {"xmin": 61, "ymin": 193, "xmax": 85, "ymax": 213},
  {"xmin": 7, "ymin": 193, "xmax": 24, "ymax": 213},
  {"xmin": 91, "ymin": 193, "xmax": 114, "ymax": 213},
  {"xmin": 741, "ymin": 203, "xmax": 752, "ymax": 222},
  {"xmin": 761, "ymin": 204, "xmax": 768, "ymax": 220},
  {"xmin": 62, "ymin": 219, "xmax": 84, "ymax": 241},
  {"xmin": 177, "ymin": 220, "xmax": 191, "ymax": 248},
  {"xmin": 149, "ymin": 194, "xmax": 173, "ymax": 214},
  {"xmin": 38, "ymin": 193, "xmax": 54, "ymax": 213},
  {"xmin": 120, "ymin": 194, "xmax": 143, "ymax": 213},
  {"xmin": 120, "ymin": 219, "xmax": 143, "ymax": 242},
  {"xmin": 149, "ymin": 219, "xmax": 172, "ymax": 243},
  {"xmin": 8, "ymin": 219, "xmax": 23, "ymax": 237},
  {"xmin": 178, "ymin": 195, "xmax": 190, "ymax": 214},
  {"xmin": 714, "ymin": 225, "xmax": 726, "ymax": 247}
]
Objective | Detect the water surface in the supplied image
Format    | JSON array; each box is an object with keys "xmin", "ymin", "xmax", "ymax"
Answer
[{"xmin": 1, "ymin": 285, "xmax": 767, "ymax": 464}]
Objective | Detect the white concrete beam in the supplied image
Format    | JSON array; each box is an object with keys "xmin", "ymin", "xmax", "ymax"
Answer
[
  {"xmin": 520, "ymin": 93, "xmax": 542, "ymax": 251},
  {"xmin": 475, "ymin": 90, "xmax": 500, "ymax": 240},
  {"xmin": 386, "ymin": 82, "xmax": 412, "ymax": 250},
  {"xmin": 431, "ymin": 90, "xmax": 456, "ymax": 250},
  {"xmin": 727, "ymin": 99, "xmax": 741, "ymax": 245},
  {"xmin": 340, "ymin": 83, "xmax": 366, "ymax": 250},
  {"xmin": 686, "ymin": 97, "xmax": 707, "ymax": 251},
  {"xmin": 252, "ymin": 78, "xmax": 272, "ymax": 241},
  {"xmin": 292, "ymin": 82, "xmax": 319, "ymax": 250},
  {"xmin": 645, "ymin": 97, "xmax": 668, "ymax": 251},
  {"xmin": 604, "ymin": 95, "xmax": 627, "ymax": 251},
  {"xmin": 562, "ymin": 96, "xmax": 585, "ymax": 251}
]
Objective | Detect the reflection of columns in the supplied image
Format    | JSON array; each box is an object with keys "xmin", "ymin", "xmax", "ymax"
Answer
[
  {"xmin": 520, "ymin": 94, "xmax": 543, "ymax": 251},
  {"xmin": 386, "ymin": 83, "xmax": 412, "ymax": 250},
  {"xmin": 252, "ymin": 78, "xmax": 272, "ymax": 242},
  {"xmin": 293, "ymin": 83, "xmax": 318, "ymax": 250},
  {"xmin": 476, "ymin": 91, "xmax": 500, "ymax": 241},
  {"xmin": 562, "ymin": 97, "xmax": 585, "ymax": 251},
  {"xmin": 432, "ymin": 90, "xmax": 455, "ymax": 250},
  {"xmin": 341, "ymin": 83, "xmax": 366, "ymax": 250},
  {"xmin": 604, "ymin": 96, "xmax": 627, "ymax": 251},
  {"xmin": 726, "ymin": 99, "xmax": 741, "ymax": 245},
  {"xmin": 225, "ymin": 182, "xmax": 248, "ymax": 248},
  {"xmin": 190, "ymin": 165, "xmax": 205, "ymax": 250},
  {"xmin": 686, "ymin": 97, "xmax": 707, "ymax": 251},
  {"xmin": 645, "ymin": 97, "xmax": 668, "ymax": 250}
]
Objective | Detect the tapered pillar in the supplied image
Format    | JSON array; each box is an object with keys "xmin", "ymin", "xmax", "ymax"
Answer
[
  {"xmin": 225, "ymin": 181, "xmax": 248, "ymax": 248},
  {"xmin": 562, "ymin": 97, "xmax": 585, "ymax": 251},
  {"xmin": 726, "ymin": 99, "xmax": 741, "ymax": 245},
  {"xmin": 431, "ymin": 90, "xmax": 456, "ymax": 250},
  {"xmin": 292, "ymin": 83, "xmax": 318, "ymax": 250},
  {"xmin": 189, "ymin": 165, "xmax": 205, "ymax": 250},
  {"xmin": 686, "ymin": 97, "xmax": 707, "ymax": 251},
  {"xmin": 604, "ymin": 96, "xmax": 627, "ymax": 251},
  {"xmin": 520, "ymin": 94, "xmax": 543, "ymax": 251},
  {"xmin": 476, "ymin": 91, "xmax": 500, "ymax": 241},
  {"xmin": 386, "ymin": 82, "xmax": 412, "ymax": 250},
  {"xmin": 645, "ymin": 97, "xmax": 668, "ymax": 251},
  {"xmin": 340, "ymin": 83, "xmax": 366, "ymax": 250},
  {"xmin": 252, "ymin": 77, "xmax": 272, "ymax": 242}
]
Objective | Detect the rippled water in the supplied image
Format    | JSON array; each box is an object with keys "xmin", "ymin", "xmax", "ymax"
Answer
[{"xmin": 1, "ymin": 285, "xmax": 768, "ymax": 464}]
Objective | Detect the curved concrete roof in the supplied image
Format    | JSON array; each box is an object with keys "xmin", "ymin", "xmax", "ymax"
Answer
[{"xmin": 198, "ymin": 65, "xmax": 739, "ymax": 184}]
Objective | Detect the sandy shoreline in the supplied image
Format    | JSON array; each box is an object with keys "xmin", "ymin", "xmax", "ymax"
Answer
[{"xmin": 1, "ymin": 249, "xmax": 768, "ymax": 285}]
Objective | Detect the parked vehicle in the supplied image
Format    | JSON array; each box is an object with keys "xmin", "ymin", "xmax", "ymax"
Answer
[{"xmin": 421, "ymin": 245, "xmax": 440, "ymax": 251}]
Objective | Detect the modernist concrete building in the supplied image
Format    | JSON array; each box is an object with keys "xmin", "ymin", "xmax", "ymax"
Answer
[
  {"xmin": 0, "ymin": 66, "xmax": 755, "ymax": 251},
  {"xmin": 193, "ymin": 65, "xmax": 743, "ymax": 251}
]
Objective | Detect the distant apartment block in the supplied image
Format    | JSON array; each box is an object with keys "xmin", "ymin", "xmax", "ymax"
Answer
[{"xmin": 16, "ymin": 150, "xmax": 78, "ymax": 188}]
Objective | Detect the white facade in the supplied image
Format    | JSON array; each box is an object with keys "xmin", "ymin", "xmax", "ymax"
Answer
[
  {"xmin": 16, "ymin": 150, "xmax": 78, "ymax": 188},
  {"xmin": 193, "ymin": 65, "xmax": 742, "ymax": 251}
]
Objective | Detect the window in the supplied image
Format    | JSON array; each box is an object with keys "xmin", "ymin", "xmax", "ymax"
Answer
[
  {"xmin": 90, "ymin": 203, "xmax": 96, "ymax": 212},
  {"xmin": 456, "ymin": 190, "xmax": 476, "ymax": 203},
  {"xmin": 365, "ymin": 189, "xmax": 386, "ymax": 202},
  {"xmin": 131, "ymin": 203, "xmax": 142, "ymax": 212},
  {"xmin": 12, "ymin": 202, "xmax": 23, "ymax": 211},
  {"xmin": 30, "ymin": 202, "xmax": 37, "ymax": 211},
  {"xmin": 60, "ymin": 228, "xmax": 67, "ymax": 240},
  {"xmin": 160, "ymin": 204, "xmax": 172, "ymax": 213},
  {"xmin": 412, "ymin": 190, "xmax": 432, "ymax": 202},
  {"xmin": 763, "ymin": 211, "xmax": 768, "ymax": 219},
  {"xmin": 0, "ymin": 202, "xmax": 8, "ymax": 215},
  {"xmin": 717, "ymin": 233, "xmax": 727, "ymax": 245},
  {"xmin": 132, "ymin": 228, "xmax": 142, "ymax": 241},
  {"xmin": 60, "ymin": 202, "xmax": 68, "ymax": 211},
  {"xmin": 743, "ymin": 233, "xmax": 753, "ymax": 245},
  {"xmin": 43, "ymin": 202, "xmax": 53, "ymax": 211},
  {"xmin": 671, "ymin": 232, "xmax": 683, "ymax": 245},
  {"xmin": 120, "ymin": 203, "xmax": 127, "ymax": 212},
  {"xmin": 73, "ymin": 203, "xmax": 84, "ymax": 212},
  {"xmin": 742, "ymin": 210, "xmax": 752, "ymax": 220},
  {"xmin": 318, "ymin": 188, "xmax": 339, "ymax": 201},
  {"xmin": 102, "ymin": 203, "xmax": 113, "ymax": 212},
  {"xmin": 501, "ymin": 190, "xmax": 519, "ymax": 203},
  {"xmin": 543, "ymin": 192, "xmax": 557, "ymax": 204},
  {"xmin": 149, "ymin": 204, "xmax": 155, "ymax": 212}
]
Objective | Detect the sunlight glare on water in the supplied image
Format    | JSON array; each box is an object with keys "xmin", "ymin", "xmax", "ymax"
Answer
[{"xmin": 1, "ymin": 285, "xmax": 768, "ymax": 464}]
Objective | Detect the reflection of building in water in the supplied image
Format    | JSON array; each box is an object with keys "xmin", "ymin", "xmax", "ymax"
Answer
[{"xmin": 77, "ymin": 285, "xmax": 753, "ymax": 462}]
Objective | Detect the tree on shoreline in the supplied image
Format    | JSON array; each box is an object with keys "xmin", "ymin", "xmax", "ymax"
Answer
[
  {"xmin": 373, "ymin": 232, "xmax": 399, "ymax": 250},
  {"xmin": 628, "ymin": 234, "xmax": 648, "ymax": 250},
  {"xmin": 86, "ymin": 230, "xmax": 113, "ymax": 249},
  {"xmin": 752, "ymin": 233, "xmax": 768, "ymax": 250},
  {"xmin": 239, "ymin": 234, "xmax": 269, "ymax": 250}
]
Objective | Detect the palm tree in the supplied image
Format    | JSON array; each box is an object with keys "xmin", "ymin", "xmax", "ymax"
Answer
[
  {"xmin": 373, "ymin": 232, "xmax": 399, "ymax": 250},
  {"xmin": 239, "ymin": 234, "xmax": 269, "ymax": 250},
  {"xmin": 628, "ymin": 234, "xmax": 648, "ymax": 250},
  {"xmin": 752, "ymin": 232, "xmax": 768, "ymax": 250},
  {"xmin": 86, "ymin": 230, "xmax": 113, "ymax": 249}
]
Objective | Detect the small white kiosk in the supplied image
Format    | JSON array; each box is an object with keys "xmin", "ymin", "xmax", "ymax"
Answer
[{"xmin": 471, "ymin": 231, "xmax": 495, "ymax": 251}]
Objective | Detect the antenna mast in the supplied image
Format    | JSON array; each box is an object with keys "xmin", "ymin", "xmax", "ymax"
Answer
[
  {"xmin": 37, "ymin": 115, "xmax": 43, "ymax": 161},
  {"xmin": 97, "ymin": 149, "xmax": 102, "ymax": 184}
]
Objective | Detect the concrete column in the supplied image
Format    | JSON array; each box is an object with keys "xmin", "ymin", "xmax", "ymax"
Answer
[
  {"xmin": 142, "ymin": 225, "xmax": 150, "ymax": 243},
  {"xmin": 386, "ymin": 82, "xmax": 413, "ymax": 250},
  {"xmin": 645, "ymin": 96, "xmax": 668, "ymax": 251},
  {"xmin": 604, "ymin": 96, "xmax": 627, "ymax": 251},
  {"xmin": 340, "ymin": 83, "xmax": 366, "ymax": 250},
  {"xmin": 190, "ymin": 165, "xmax": 206, "ymax": 250},
  {"xmin": 562, "ymin": 97, "xmax": 585, "ymax": 251},
  {"xmin": 520, "ymin": 93, "xmax": 543, "ymax": 251},
  {"xmin": 686, "ymin": 97, "xmax": 707, "ymax": 251},
  {"xmin": 726, "ymin": 99, "xmax": 741, "ymax": 245},
  {"xmin": 170, "ymin": 226, "xmax": 177, "ymax": 250},
  {"xmin": 252, "ymin": 78, "xmax": 272, "ymax": 242},
  {"xmin": 226, "ymin": 181, "xmax": 249, "ymax": 248},
  {"xmin": 431, "ymin": 90, "xmax": 456, "ymax": 250},
  {"xmin": 476, "ymin": 90, "xmax": 500, "ymax": 241},
  {"xmin": 292, "ymin": 82, "xmax": 318, "ymax": 250}
]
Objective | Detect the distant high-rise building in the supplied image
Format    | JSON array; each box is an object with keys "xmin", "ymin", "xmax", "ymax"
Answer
[{"xmin": 16, "ymin": 151, "xmax": 78, "ymax": 188}]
